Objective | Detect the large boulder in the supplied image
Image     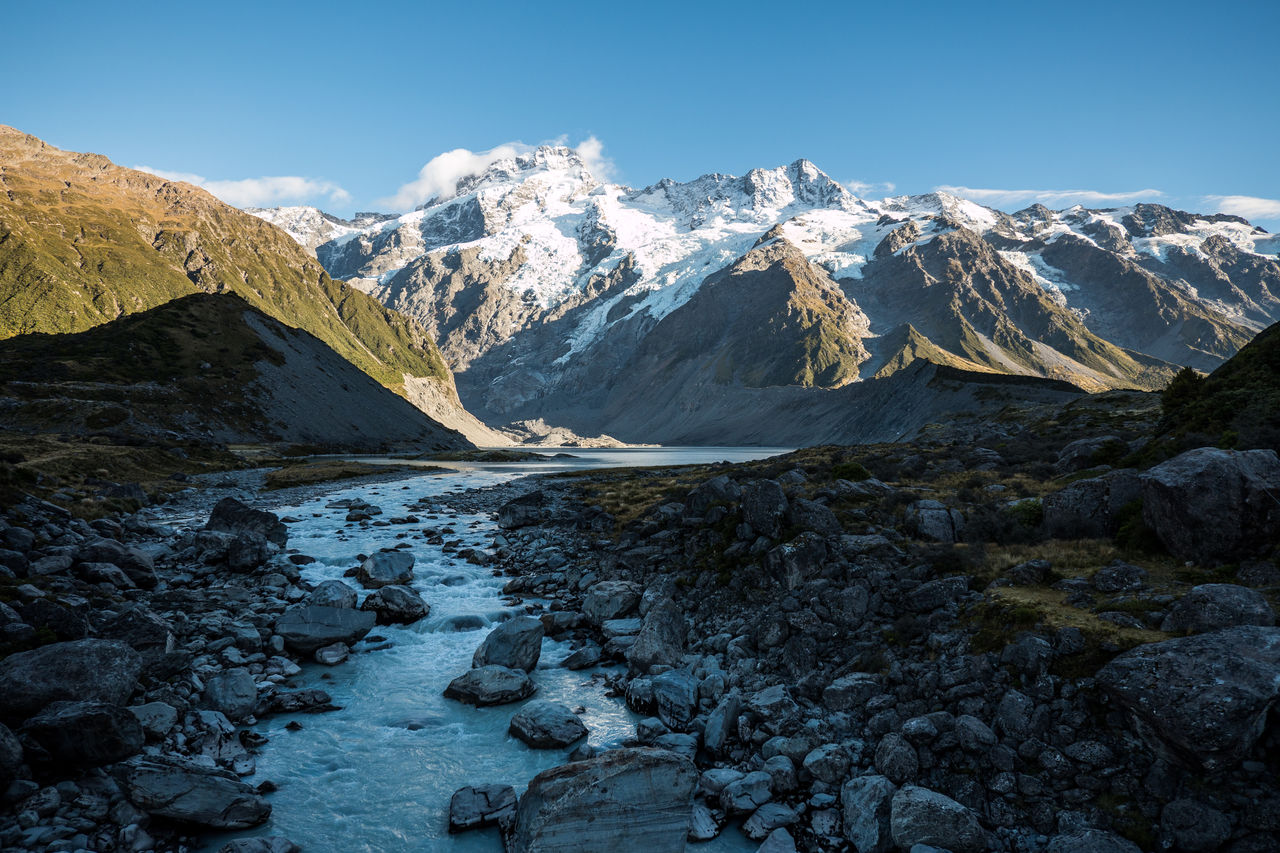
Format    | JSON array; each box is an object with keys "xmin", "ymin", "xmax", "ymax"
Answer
[
  {"xmin": 904, "ymin": 500, "xmax": 965, "ymax": 543},
  {"xmin": 842, "ymin": 775, "xmax": 897, "ymax": 853},
  {"xmin": 98, "ymin": 606, "xmax": 176, "ymax": 661},
  {"xmin": 113, "ymin": 754, "xmax": 271, "ymax": 828},
  {"xmin": 1140, "ymin": 447, "xmax": 1280, "ymax": 563},
  {"xmin": 473, "ymin": 616, "xmax": 544, "ymax": 672},
  {"xmin": 206, "ymin": 497, "xmax": 287, "ymax": 547},
  {"xmin": 889, "ymin": 785, "xmax": 985, "ymax": 853},
  {"xmin": 76, "ymin": 538, "xmax": 156, "ymax": 588},
  {"xmin": 686, "ymin": 475, "xmax": 741, "ymax": 516},
  {"xmin": 582, "ymin": 581, "xmax": 641, "ymax": 625},
  {"xmin": 507, "ymin": 748, "xmax": 696, "ymax": 853},
  {"xmin": 274, "ymin": 605, "xmax": 375, "ymax": 655},
  {"xmin": 628, "ymin": 597, "xmax": 684, "ymax": 675},
  {"xmin": 1042, "ymin": 469, "xmax": 1142, "ymax": 539},
  {"xmin": 218, "ymin": 839, "xmax": 300, "ymax": 853},
  {"xmin": 1046, "ymin": 829, "xmax": 1141, "ymax": 853},
  {"xmin": 1161, "ymin": 583, "xmax": 1275, "ymax": 634},
  {"xmin": 741, "ymin": 480, "xmax": 788, "ymax": 538},
  {"xmin": 360, "ymin": 585, "xmax": 429, "ymax": 625},
  {"xmin": 21, "ymin": 700, "xmax": 143, "ymax": 768},
  {"xmin": 498, "ymin": 492, "xmax": 546, "ymax": 530},
  {"xmin": 202, "ymin": 669, "xmax": 259, "ymax": 722},
  {"xmin": 1096, "ymin": 625, "xmax": 1280, "ymax": 771},
  {"xmin": 449, "ymin": 784, "xmax": 517, "ymax": 833},
  {"xmin": 444, "ymin": 665, "xmax": 537, "ymax": 706},
  {"xmin": 0, "ymin": 639, "xmax": 141, "ymax": 721},
  {"xmin": 0, "ymin": 722, "xmax": 23, "ymax": 789},
  {"xmin": 356, "ymin": 550, "xmax": 415, "ymax": 589},
  {"xmin": 509, "ymin": 701, "xmax": 588, "ymax": 748}
]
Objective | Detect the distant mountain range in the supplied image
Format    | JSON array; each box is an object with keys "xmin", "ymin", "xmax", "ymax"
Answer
[{"xmin": 253, "ymin": 147, "xmax": 1279, "ymax": 444}]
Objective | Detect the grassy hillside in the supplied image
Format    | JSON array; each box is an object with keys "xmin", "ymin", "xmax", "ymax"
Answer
[{"xmin": 0, "ymin": 126, "xmax": 450, "ymax": 396}]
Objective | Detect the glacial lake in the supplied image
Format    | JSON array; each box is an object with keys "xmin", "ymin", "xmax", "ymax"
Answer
[{"xmin": 206, "ymin": 447, "xmax": 789, "ymax": 852}]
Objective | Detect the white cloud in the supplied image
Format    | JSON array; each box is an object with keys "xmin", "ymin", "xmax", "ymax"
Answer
[
  {"xmin": 845, "ymin": 179, "xmax": 896, "ymax": 197},
  {"xmin": 378, "ymin": 143, "xmax": 531, "ymax": 211},
  {"xmin": 134, "ymin": 165, "xmax": 351, "ymax": 208},
  {"xmin": 1203, "ymin": 194, "xmax": 1280, "ymax": 221},
  {"xmin": 575, "ymin": 136, "xmax": 615, "ymax": 181},
  {"xmin": 935, "ymin": 185, "xmax": 1165, "ymax": 209}
]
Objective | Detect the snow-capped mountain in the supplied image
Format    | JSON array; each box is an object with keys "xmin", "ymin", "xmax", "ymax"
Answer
[{"xmin": 251, "ymin": 147, "xmax": 1280, "ymax": 443}]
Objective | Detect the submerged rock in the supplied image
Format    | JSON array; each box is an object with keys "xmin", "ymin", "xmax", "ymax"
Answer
[{"xmin": 507, "ymin": 748, "xmax": 697, "ymax": 853}]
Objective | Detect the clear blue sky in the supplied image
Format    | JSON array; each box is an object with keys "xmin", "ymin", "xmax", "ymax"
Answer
[{"xmin": 4, "ymin": 0, "xmax": 1278, "ymax": 225}]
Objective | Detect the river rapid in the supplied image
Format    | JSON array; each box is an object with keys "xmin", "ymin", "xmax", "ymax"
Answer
[{"xmin": 207, "ymin": 448, "xmax": 788, "ymax": 853}]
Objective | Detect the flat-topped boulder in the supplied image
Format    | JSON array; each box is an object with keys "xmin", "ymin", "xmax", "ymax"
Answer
[
  {"xmin": 274, "ymin": 605, "xmax": 375, "ymax": 655},
  {"xmin": 444, "ymin": 665, "xmax": 537, "ymax": 706},
  {"xmin": 112, "ymin": 754, "xmax": 271, "ymax": 829},
  {"xmin": 1097, "ymin": 625, "xmax": 1280, "ymax": 771},
  {"xmin": 0, "ymin": 639, "xmax": 141, "ymax": 721},
  {"xmin": 509, "ymin": 701, "xmax": 588, "ymax": 748},
  {"xmin": 507, "ymin": 748, "xmax": 697, "ymax": 852}
]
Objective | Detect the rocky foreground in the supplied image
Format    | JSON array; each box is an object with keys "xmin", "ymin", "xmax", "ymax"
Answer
[
  {"xmin": 455, "ymin": 438, "xmax": 1280, "ymax": 853},
  {"xmin": 1, "ymin": 429, "xmax": 1279, "ymax": 853}
]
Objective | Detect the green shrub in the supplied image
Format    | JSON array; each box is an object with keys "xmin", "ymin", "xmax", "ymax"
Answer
[{"xmin": 832, "ymin": 461, "xmax": 872, "ymax": 482}]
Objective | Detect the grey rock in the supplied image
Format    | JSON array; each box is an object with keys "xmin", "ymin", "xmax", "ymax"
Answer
[
  {"xmin": 498, "ymin": 492, "xmax": 545, "ymax": 530},
  {"xmin": 307, "ymin": 579, "xmax": 359, "ymax": 609},
  {"xmin": 652, "ymin": 670, "xmax": 699, "ymax": 731},
  {"xmin": 1045, "ymin": 829, "xmax": 1141, "ymax": 853},
  {"xmin": 357, "ymin": 550, "xmax": 415, "ymax": 588},
  {"xmin": 1096, "ymin": 625, "xmax": 1280, "ymax": 771},
  {"xmin": 561, "ymin": 645, "xmax": 601, "ymax": 670},
  {"xmin": 628, "ymin": 597, "xmax": 684, "ymax": 675},
  {"xmin": 77, "ymin": 538, "xmax": 156, "ymax": 588},
  {"xmin": 582, "ymin": 581, "xmax": 641, "ymax": 625},
  {"xmin": 448, "ymin": 783, "xmax": 516, "ymax": 833},
  {"xmin": 689, "ymin": 801, "xmax": 723, "ymax": 841},
  {"xmin": 444, "ymin": 665, "xmax": 536, "ymax": 706},
  {"xmin": 889, "ymin": 785, "xmax": 985, "ymax": 853},
  {"xmin": 686, "ymin": 474, "xmax": 741, "ymax": 515},
  {"xmin": 507, "ymin": 748, "xmax": 696, "ymax": 853},
  {"xmin": 842, "ymin": 774, "xmax": 896, "ymax": 853},
  {"xmin": 994, "ymin": 690, "xmax": 1034, "ymax": 739},
  {"xmin": 904, "ymin": 500, "xmax": 964, "ymax": 543},
  {"xmin": 0, "ymin": 639, "xmax": 141, "ymax": 721},
  {"xmin": 202, "ymin": 669, "xmax": 259, "ymax": 722},
  {"xmin": 129, "ymin": 702, "xmax": 178, "ymax": 739},
  {"xmin": 1161, "ymin": 583, "xmax": 1275, "ymax": 633},
  {"xmin": 98, "ymin": 606, "xmax": 175, "ymax": 657},
  {"xmin": 874, "ymin": 733, "xmax": 918, "ymax": 784},
  {"xmin": 723, "ymin": 770, "xmax": 773, "ymax": 814},
  {"xmin": 744, "ymin": 802, "xmax": 799, "ymax": 841},
  {"xmin": 741, "ymin": 480, "xmax": 789, "ymax": 538},
  {"xmin": 1043, "ymin": 469, "xmax": 1141, "ymax": 538},
  {"xmin": 206, "ymin": 497, "xmax": 287, "ymax": 547},
  {"xmin": 906, "ymin": 576, "xmax": 969, "ymax": 612},
  {"xmin": 218, "ymin": 838, "xmax": 301, "ymax": 853},
  {"xmin": 1092, "ymin": 561, "xmax": 1148, "ymax": 593},
  {"xmin": 113, "ymin": 754, "xmax": 270, "ymax": 828},
  {"xmin": 788, "ymin": 498, "xmax": 841, "ymax": 536},
  {"xmin": 704, "ymin": 693, "xmax": 741, "ymax": 756},
  {"xmin": 361, "ymin": 584, "xmax": 429, "ymax": 625},
  {"xmin": 823, "ymin": 672, "xmax": 879, "ymax": 711},
  {"xmin": 1141, "ymin": 447, "xmax": 1280, "ymax": 563},
  {"xmin": 0, "ymin": 722, "xmax": 24, "ymax": 789},
  {"xmin": 474, "ymin": 615, "xmax": 544, "ymax": 672},
  {"xmin": 226, "ymin": 531, "xmax": 277, "ymax": 572},
  {"xmin": 802, "ymin": 743, "xmax": 849, "ymax": 784},
  {"xmin": 761, "ymin": 754, "xmax": 797, "ymax": 794},
  {"xmin": 314, "ymin": 642, "xmax": 349, "ymax": 665},
  {"xmin": 756, "ymin": 828, "xmax": 797, "ymax": 853},
  {"xmin": 21, "ymin": 700, "xmax": 143, "ymax": 768},
  {"xmin": 954, "ymin": 715, "xmax": 997, "ymax": 752},
  {"xmin": 509, "ymin": 701, "xmax": 588, "ymax": 749},
  {"xmin": 1056, "ymin": 435, "xmax": 1125, "ymax": 473},
  {"xmin": 1160, "ymin": 798, "xmax": 1231, "ymax": 852},
  {"xmin": 274, "ymin": 605, "xmax": 375, "ymax": 655}
]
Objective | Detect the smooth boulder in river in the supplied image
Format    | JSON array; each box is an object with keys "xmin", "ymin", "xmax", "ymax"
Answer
[
  {"xmin": 473, "ymin": 615, "xmax": 544, "ymax": 672},
  {"xmin": 0, "ymin": 639, "xmax": 141, "ymax": 721},
  {"xmin": 274, "ymin": 605, "xmax": 375, "ymax": 655},
  {"xmin": 360, "ymin": 585, "xmax": 429, "ymax": 625},
  {"xmin": 509, "ymin": 701, "xmax": 588, "ymax": 748},
  {"xmin": 444, "ymin": 665, "xmax": 537, "ymax": 706},
  {"xmin": 507, "ymin": 748, "xmax": 697, "ymax": 853},
  {"xmin": 357, "ymin": 550, "xmax": 415, "ymax": 589}
]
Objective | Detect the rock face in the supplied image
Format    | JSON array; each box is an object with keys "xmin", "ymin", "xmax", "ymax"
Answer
[
  {"xmin": 357, "ymin": 550, "xmax": 415, "ymax": 588},
  {"xmin": 360, "ymin": 585, "xmax": 429, "ymax": 624},
  {"xmin": 508, "ymin": 701, "xmax": 588, "ymax": 748},
  {"xmin": 1140, "ymin": 447, "xmax": 1280, "ymax": 563},
  {"xmin": 273, "ymin": 605, "xmax": 375, "ymax": 655},
  {"xmin": 0, "ymin": 639, "xmax": 141, "ymax": 721},
  {"xmin": 21, "ymin": 700, "xmax": 144, "ymax": 767},
  {"xmin": 473, "ymin": 615, "xmax": 544, "ymax": 672},
  {"xmin": 507, "ymin": 748, "xmax": 697, "ymax": 853},
  {"xmin": 205, "ymin": 498, "xmax": 288, "ymax": 547},
  {"xmin": 113, "ymin": 754, "xmax": 271, "ymax": 828},
  {"xmin": 889, "ymin": 785, "xmax": 985, "ymax": 853},
  {"xmin": 1161, "ymin": 583, "xmax": 1276, "ymax": 634},
  {"xmin": 444, "ymin": 665, "xmax": 537, "ymax": 706},
  {"xmin": 449, "ymin": 784, "xmax": 517, "ymax": 833},
  {"xmin": 1096, "ymin": 625, "xmax": 1280, "ymax": 770}
]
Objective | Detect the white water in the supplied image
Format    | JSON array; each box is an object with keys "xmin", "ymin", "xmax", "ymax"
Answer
[{"xmin": 206, "ymin": 448, "xmax": 788, "ymax": 852}]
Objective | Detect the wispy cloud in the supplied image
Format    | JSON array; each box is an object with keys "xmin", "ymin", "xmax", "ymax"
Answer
[
  {"xmin": 574, "ymin": 136, "xmax": 615, "ymax": 181},
  {"xmin": 845, "ymin": 179, "xmax": 896, "ymax": 197},
  {"xmin": 1203, "ymin": 194, "xmax": 1280, "ymax": 221},
  {"xmin": 936, "ymin": 185, "xmax": 1165, "ymax": 209},
  {"xmin": 134, "ymin": 165, "xmax": 351, "ymax": 208}
]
